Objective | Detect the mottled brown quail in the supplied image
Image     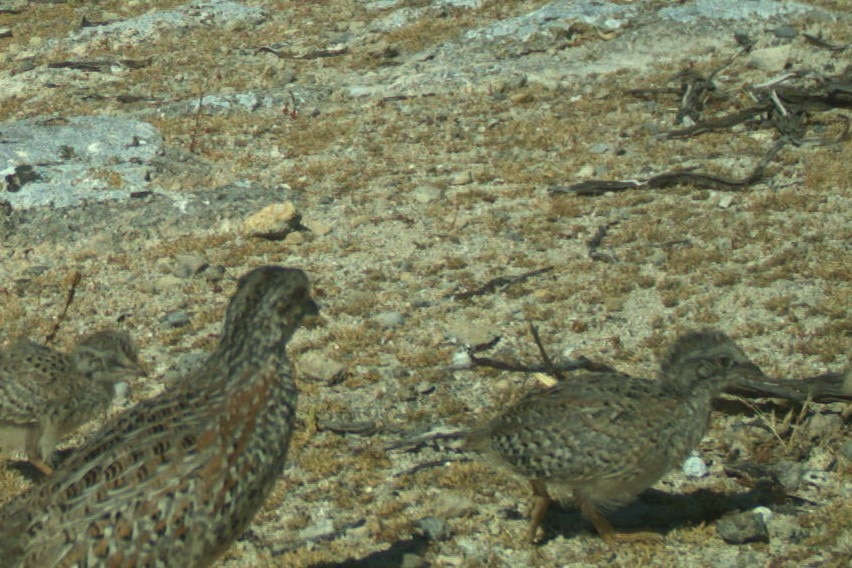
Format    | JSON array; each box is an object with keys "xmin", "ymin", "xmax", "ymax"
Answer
[
  {"xmin": 465, "ymin": 330, "xmax": 765, "ymax": 543},
  {"xmin": 0, "ymin": 266, "xmax": 317, "ymax": 567},
  {"xmin": 0, "ymin": 329, "xmax": 145, "ymax": 476}
]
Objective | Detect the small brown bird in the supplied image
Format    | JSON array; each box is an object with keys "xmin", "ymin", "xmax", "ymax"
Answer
[
  {"xmin": 0, "ymin": 329, "xmax": 145, "ymax": 475},
  {"xmin": 0, "ymin": 266, "xmax": 317, "ymax": 567},
  {"xmin": 465, "ymin": 330, "xmax": 765, "ymax": 543}
]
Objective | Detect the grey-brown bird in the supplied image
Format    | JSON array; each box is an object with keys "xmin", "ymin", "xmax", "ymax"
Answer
[
  {"xmin": 465, "ymin": 330, "xmax": 765, "ymax": 543},
  {"xmin": 0, "ymin": 266, "xmax": 317, "ymax": 567},
  {"xmin": 0, "ymin": 329, "xmax": 145, "ymax": 475}
]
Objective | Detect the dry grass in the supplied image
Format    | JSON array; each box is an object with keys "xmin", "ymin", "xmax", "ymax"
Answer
[{"xmin": 0, "ymin": 0, "xmax": 849, "ymax": 566}]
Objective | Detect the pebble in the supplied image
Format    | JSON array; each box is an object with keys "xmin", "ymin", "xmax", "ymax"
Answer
[
  {"xmin": 400, "ymin": 554, "xmax": 428, "ymax": 568},
  {"xmin": 413, "ymin": 185, "xmax": 442, "ymax": 203},
  {"xmin": 416, "ymin": 516, "xmax": 452, "ymax": 541},
  {"xmin": 173, "ymin": 254, "xmax": 208, "ymax": 278},
  {"xmin": 23, "ymin": 265, "xmax": 49, "ymax": 276},
  {"xmin": 576, "ymin": 164, "xmax": 595, "ymax": 178},
  {"xmin": 162, "ymin": 310, "xmax": 190, "ymax": 328},
  {"xmin": 445, "ymin": 319, "xmax": 496, "ymax": 347},
  {"xmin": 375, "ymin": 311, "xmax": 405, "ymax": 328},
  {"xmin": 716, "ymin": 510, "xmax": 769, "ymax": 544},
  {"xmin": 450, "ymin": 349, "xmax": 472, "ymax": 369},
  {"xmin": 773, "ymin": 460, "xmax": 804, "ymax": 491},
  {"xmin": 302, "ymin": 218, "xmax": 332, "ymax": 236},
  {"xmin": 298, "ymin": 352, "xmax": 347, "ymax": 383},
  {"xmin": 747, "ymin": 45, "xmax": 792, "ymax": 72},
  {"xmin": 681, "ymin": 451, "xmax": 708, "ymax": 478},
  {"xmin": 770, "ymin": 26, "xmax": 797, "ymax": 39},
  {"xmin": 803, "ymin": 412, "xmax": 842, "ymax": 441},
  {"xmin": 201, "ymin": 264, "xmax": 226, "ymax": 283},
  {"xmin": 243, "ymin": 201, "xmax": 301, "ymax": 239},
  {"xmin": 449, "ymin": 170, "xmax": 473, "ymax": 186}
]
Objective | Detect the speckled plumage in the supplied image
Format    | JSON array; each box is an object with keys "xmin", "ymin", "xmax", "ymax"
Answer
[
  {"xmin": 0, "ymin": 329, "xmax": 145, "ymax": 475},
  {"xmin": 0, "ymin": 266, "xmax": 317, "ymax": 568},
  {"xmin": 465, "ymin": 330, "xmax": 764, "ymax": 543}
]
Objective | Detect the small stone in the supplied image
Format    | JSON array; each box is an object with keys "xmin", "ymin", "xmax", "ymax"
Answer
[
  {"xmin": 450, "ymin": 349, "xmax": 472, "ymax": 370},
  {"xmin": 445, "ymin": 319, "xmax": 496, "ymax": 347},
  {"xmin": 716, "ymin": 510, "xmax": 769, "ymax": 544},
  {"xmin": 588, "ymin": 143, "xmax": 609, "ymax": 154},
  {"xmin": 416, "ymin": 516, "xmax": 452, "ymax": 541},
  {"xmin": 770, "ymin": 26, "xmax": 797, "ymax": 39},
  {"xmin": 376, "ymin": 311, "xmax": 405, "ymax": 328},
  {"xmin": 298, "ymin": 352, "xmax": 347, "ymax": 383},
  {"xmin": 201, "ymin": 265, "xmax": 226, "ymax": 283},
  {"xmin": 173, "ymin": 255, "xmax": 208, "ymax": 278},
  {"xmin": 803, "ymin": 412, "xmax": 842, "ymax": 441},
  {"xmin": 162, "ymin": 311, "xmax": 190, "ymax": 328},
  {"xmin": 302, "ymin": 218, "xmax": 332, "ymax": 236},
  {"xmin": 400, "ymin": 554, "xmax": 428, "ymax": 568},
  {"xmin": 283, "ymin": 231, "xmax": 305, "ymax": 245},
  {"xmin": 747, "ymin": 45, "xmax": 792, "ymax": 72},
  {"xmin": 681, "ymin": 452, "xmax": 708, "ymax": 478},
  {"xmin": 449, "ymin": 170, "xmax": 473, "ymax": 186},
  {"xmin": 243, "ymin": 201, "xmax": 301, "ymax": 240},
  {"xmin": 752, "ymin": 506, "xmax": 772, "ymax": 524},
  {"xmin": 576, "ymin": 164, "xmax": 595, "ymax": 178},
  {"xmin": 24, "ymin": 265, "xmax": 49, "ymax": 276},
  {"xmin": 773, "ymin": 460, "xmax": 804, "ymax": 491},
  {"xmin": 718, "ymin": 193, "xmax": 734, "ymax": 209},
  {"xmin": 413, "ymin": 185, "xmax": 441, "ymax": 203},
  {"xmin": 113, "ymin": 381, "xmax": 130, "ymax": 401}
]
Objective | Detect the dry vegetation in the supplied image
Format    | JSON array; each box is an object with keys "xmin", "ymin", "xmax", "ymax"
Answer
[{"xmin": 0, "ymin": 0, "xmax": 849, "ymax": 566}]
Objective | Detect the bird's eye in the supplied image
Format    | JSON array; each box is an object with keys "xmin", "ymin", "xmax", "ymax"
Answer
[{"xmin": 717, "ymin": 356, "xmax": 732, "ymax": 368}]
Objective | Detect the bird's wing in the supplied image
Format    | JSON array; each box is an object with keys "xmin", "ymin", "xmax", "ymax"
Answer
[
  {"xmin": 0, "ymin": 380, "xmax": 225, "ymax": 566},
  {"xmin": 482, "ymin": 375, "xmax": 680, "ymax": 481},
  {"xmin": 0, "ymin": 341, "xmax": 78, "ymax": 425},
  {"xmin": 0, "ymin": 362, "xmax": 291, "ymax": 568}
]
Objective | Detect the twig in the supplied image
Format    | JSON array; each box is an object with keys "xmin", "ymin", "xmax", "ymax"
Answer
[
  {"xmin": 529, "ymin": 323, "xmax": 564, "ymax": 381},
  {"xmin": 45, "ymin": 270, "xmax": 81, "ymax": 345},
  {"xmin": 587, "ymin": 220, "xmax": 619, "ymax": 262},
  {"xmin": 450, "ymin": 266, "xmax": 553, "ymax": 300},
  {"xmin": 551, "ymin": 139, "xmax": 787, "ymax": 197}
]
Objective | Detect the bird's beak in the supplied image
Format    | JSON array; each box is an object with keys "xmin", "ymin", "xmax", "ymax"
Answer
[{"xmin": 734, "ymin": 361, "xmax": 766, "ymax": 381}]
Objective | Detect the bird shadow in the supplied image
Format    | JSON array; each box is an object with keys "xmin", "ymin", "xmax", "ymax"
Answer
[
  {"xmin": 539, "ymin": 480, "xmax": 786, "ymax": 544},
  {"xmin": 307, "ymin": 534, "xmax": 430, "ymax": 567}
]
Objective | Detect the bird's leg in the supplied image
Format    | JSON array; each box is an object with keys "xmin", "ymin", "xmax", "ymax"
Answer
[
  {"xmin": 29, "ymin": 457, "xmax": 54, "ymax": 476},
  {"xmin": 27, "ymin": 430, "xmax": 55, "ymax": 476},
  {"xmin": 576, "ymin": 493, "xmax": 663, "ymax": 545},
  {"xmin": 527, "ymin": 478, "xmax": 551, "ymax": 542}
]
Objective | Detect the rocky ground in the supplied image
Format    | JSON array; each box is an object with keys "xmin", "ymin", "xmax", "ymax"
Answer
[{"xmin": 0, "ymin": 1, "xmax": 850, "ymax": 566}]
